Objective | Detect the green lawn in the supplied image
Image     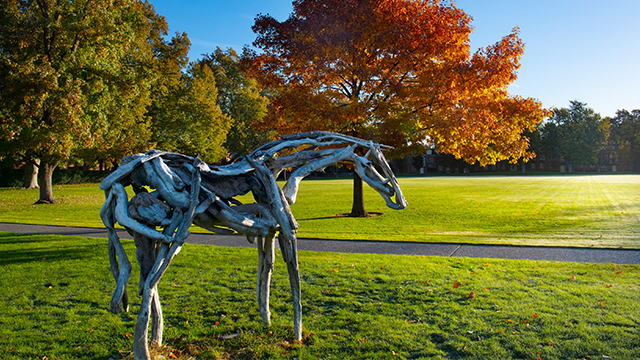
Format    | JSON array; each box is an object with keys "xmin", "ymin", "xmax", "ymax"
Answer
[
  {"xmin": 1, "ymin": 233, "xmax": 638, "ymax": 360},
  {"xmin": 1, "ymin": 175, "xmax": 639, "ymax": 248}
]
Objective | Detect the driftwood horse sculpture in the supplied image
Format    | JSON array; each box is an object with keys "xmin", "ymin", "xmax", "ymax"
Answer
[{"xmin": 99, "ymin": 131, "xmax": 407, "ymax": 359}]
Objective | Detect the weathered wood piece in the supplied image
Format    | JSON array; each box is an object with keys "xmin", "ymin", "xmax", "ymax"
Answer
[{"xmin": 99, "ymin": 131, "xmax": 407, "ymax": 360}]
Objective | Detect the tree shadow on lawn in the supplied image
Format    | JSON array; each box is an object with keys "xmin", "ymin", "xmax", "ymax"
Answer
[
  {"xmin": 297, "ymin": 212, "xmax": 383, "ymax": 221},
  {"xmin": 0, "ymin": 233, "xmax": 104, "ymax": 266}
]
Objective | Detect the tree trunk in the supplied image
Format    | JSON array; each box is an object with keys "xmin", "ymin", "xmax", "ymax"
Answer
[
  {"xmin": 349, "ymin": 172, "xmax": 368, "ymax": 217},
  {"xmin": 23, "ymin": 160, "xmax": 39, "ymax": 189},
  {"xmin": 36, "ymin": 161, "xmax": 58, "ymax": 204}
]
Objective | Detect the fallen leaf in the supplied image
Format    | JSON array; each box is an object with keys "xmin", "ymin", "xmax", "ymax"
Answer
[
  {"xmin": 599, "ymin": 301, "xmax": 604, "ymax": 306},
  {"xmin": 532, "ymin": 313, "xmax": 539, "ymax": 318}
]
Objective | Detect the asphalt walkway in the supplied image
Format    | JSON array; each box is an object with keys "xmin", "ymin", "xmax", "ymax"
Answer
[{"xmin": 1, "ymin": 222, "xmax": 639, "ymax": 264}]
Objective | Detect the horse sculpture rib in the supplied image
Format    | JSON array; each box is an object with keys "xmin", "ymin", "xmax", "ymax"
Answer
[{"xmin": 99, "ymin": 131, "xmax": 407, "ymax": 360}]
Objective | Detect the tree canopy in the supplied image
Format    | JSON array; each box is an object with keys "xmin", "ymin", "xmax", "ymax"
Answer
[
  {"xmin": 243, "ymin": 0, "xmax": 547, "ymax": 164},
  {"xmin": 0, "ymin": 0, "xmax": 166, "ymax": 202},
  {"xmin": 197, "ymin": 48, "xmax": 272, "ymax": 158},
  {"xmin": 0, "ymin": 0, "xmax": 238, "ymax": 202},
  {"xmin": 148, "ymin": 60, "xmax": 232, "ymax": 164},
  {"xmin": 540, "ymin": 101, "xmax": 609, "ymax": 173},
  {"xmin": 609, "ymin": 109, "xmax": 640, "ymax": 169}
]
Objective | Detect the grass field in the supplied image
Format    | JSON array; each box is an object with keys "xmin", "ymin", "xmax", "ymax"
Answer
[
  {"xmin": 1, "ymin": 174, "xmax": 639, "ymax": 248},
  {"xmin": 1, "ymin": 233, "xmax": 639, "ymax": 360}
]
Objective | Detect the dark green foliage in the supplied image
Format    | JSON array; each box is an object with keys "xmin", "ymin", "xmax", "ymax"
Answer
[
  {"xmin": 609, "ymin": 109, "xmax": 640, "ymax": 170},
  {"xmin": 148, "ymin": 61, "xmax": 232, "ymax": 163},
  {"xmin": 540, "ymin": 101, "xmax": 610, "ymax": 172},
  {"xmin": 197, "ymin": 48, "xmax": 273, "ymax": 157},
  {"xmin": 0, "ymin": 0, "xmax": 170, "ymax": 202}
]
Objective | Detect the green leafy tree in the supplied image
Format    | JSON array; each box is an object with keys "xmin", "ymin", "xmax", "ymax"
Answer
[
  {"xmin": 541, "ymin": 101, "xmax": 609, "ymax": 173},
  {"xmin": 149, "ymin": 61, "xmax": 232, "ymax": 163},
  {"xmin": 78, "ymin": 5, "xmax": 191, "ymax": 171},
  {"xmin": 0, "ymin": 0, "xmax": 161, "ymax": 203},
  {"xmin": 610, "ymin": 109, "xmax": 640, "ymax": 170},
  {"xmin": 197, "ymin": 48, "xmax": 271, "ymax": 158}
]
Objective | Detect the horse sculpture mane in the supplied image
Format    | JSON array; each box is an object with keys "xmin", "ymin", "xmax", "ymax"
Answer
[{"xmin": 99, "ymin": 131, "xmax": 407, "ymax": 359}]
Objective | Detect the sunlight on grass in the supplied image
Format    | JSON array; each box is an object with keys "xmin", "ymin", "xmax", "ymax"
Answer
[
  {"xmin": 1, "ymin": 233, "xmax": 638, "ymax": 359},
  {"xmin": 291, "ymin": 175, "xmax": 640, "ymax": 248},
  {"xmin": 1, "ymin": 175, "xmax": 639, "ymax": 248}
]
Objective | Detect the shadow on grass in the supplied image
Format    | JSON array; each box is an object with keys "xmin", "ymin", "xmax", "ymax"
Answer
[
  {"xmin": 0, "ymin": 232, "xmax": 50, "ymax": 245},
  {"xmin": 298, "ymin": 212, "xmax": 384, "ymax": 221},
  {"xmin": 0, "ymin": 233, "xmax": 105, "ymax": 266}
]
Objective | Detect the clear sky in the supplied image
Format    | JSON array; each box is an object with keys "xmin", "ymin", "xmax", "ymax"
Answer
[{"xmin": 151, "ymin": 0, "xmax": 640, "ymax": 118}]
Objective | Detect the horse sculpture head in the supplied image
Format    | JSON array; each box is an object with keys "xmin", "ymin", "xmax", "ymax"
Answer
[{"xmin": 250, "ymin": 131, "xmax": 408, "ymax": 210}]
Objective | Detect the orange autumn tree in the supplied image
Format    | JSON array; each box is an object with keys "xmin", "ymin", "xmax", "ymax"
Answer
[{"xmin": 243, "ymin": 0, "xmax": 547, "ymax": 216}]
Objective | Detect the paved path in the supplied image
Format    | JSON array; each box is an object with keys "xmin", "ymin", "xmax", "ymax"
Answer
[{"xmin": 1, "ymin": 222, "xmax": 639, "ymax": 264}]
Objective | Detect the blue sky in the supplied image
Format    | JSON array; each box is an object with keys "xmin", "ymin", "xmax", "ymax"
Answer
[{"xmin": 151, "ymin": 0, "xmax": 640, "ymax": 118}]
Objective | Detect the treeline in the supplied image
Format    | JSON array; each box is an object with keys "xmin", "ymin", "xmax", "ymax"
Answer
[
  {"xmin": 435, "ymin": 101, "xmax": 640, "ymax": 173},
  {"xmin": 531, "ymin": 101, "xmax": 640, "ymax": 172}
]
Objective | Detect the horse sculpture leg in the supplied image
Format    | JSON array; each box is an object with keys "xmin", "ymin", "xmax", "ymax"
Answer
[
  {"xmin": 150, "ymin": 244, "xmax": 166, "ymax": 346},
  {"xmin": 278, "ymin": 231, "xmax": 302, "ymax": 341},
  {"xmin": 133, "ymin": 284, "xmax": 154, "ymax": 360},
  {"xmin": 132, "ymin": 232, "xmax": 157, "ymax": 359},
  {"xmin": 256, "ymin": 231, "xmax": 276, "ymax": 326},
  {"xmin": 100, "ymin": 190, "xmax": 131, "ymax": 314},
  {"xmin": 247, "ymin": 158, "xmax": 303, "ymax": 341}
]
